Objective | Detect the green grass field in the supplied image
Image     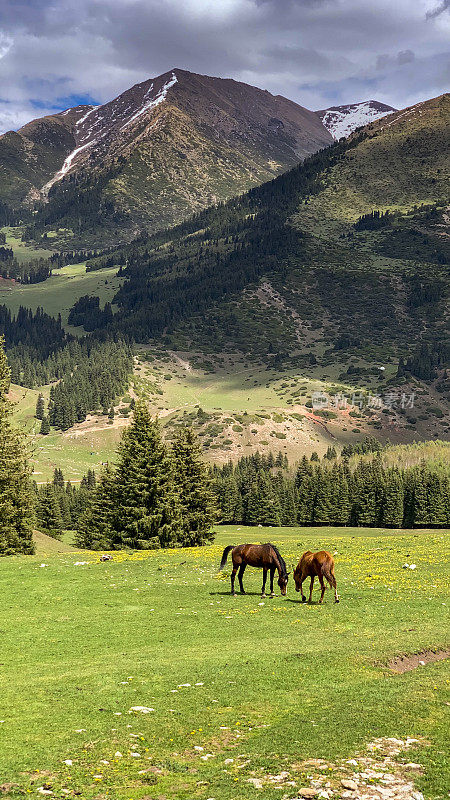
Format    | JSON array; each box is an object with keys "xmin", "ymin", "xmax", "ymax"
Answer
[
  {"xmin": 0, "ymin": 526, "xmax": 448, "ymax": 799},
  {"xmin": 1, "ymin": 227, "xmax": 55, "ymax": 263},
  {"xmin": 0, "ymin": 262, "xmax": 122, "ymax": 330}
]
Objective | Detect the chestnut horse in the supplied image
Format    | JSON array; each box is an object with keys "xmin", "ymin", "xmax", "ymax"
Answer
[
  {"xmin": 293, "ymin": 550, "xmax": 339, "ymax": 603},
  {"xmin": 219, "ymin": 543, "xmax": 290, "ymax": 597}
]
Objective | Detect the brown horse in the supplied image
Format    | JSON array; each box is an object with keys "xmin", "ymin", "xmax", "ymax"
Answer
[
  {"xmin": 293, "ymin": 550, "xmax": 339, "ymax": 604},
  {"xmin": 219, "ymin": 543, "xmax": 290, "ymax": 597}
]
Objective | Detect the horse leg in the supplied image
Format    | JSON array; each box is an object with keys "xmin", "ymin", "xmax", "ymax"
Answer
[
  {"xmin": 318, "ymin": 574, "xmax": 326, "ymax": 604},
  {"xmin": 261, "ymin": 568, "xmax": 267, "ymax": 597},
  {"xmin": 308, "ymin": 576, "xmax": 315, "ymax": 603},
  {"xmin": 269, "ymin": 567, "xmax": 275, "ymax": 597},
  {"xmin": 300, "ymin": 579, "xmax": 307, "ymax": 602},
  {"xmin": 328, "ymin": 569, "xmax": 340, "ymax": 603},
  {"xmin": 238, "ymin": 564, "xmax": 246, "ymax": 594},
  {"xmin": 231, "ymin": 567, "xmax": 238, "ymax": 596}
]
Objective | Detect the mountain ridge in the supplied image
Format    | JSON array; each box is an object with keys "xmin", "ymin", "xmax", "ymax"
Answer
[{"xmin": 0, "ymin": 68, "xmax": 333, "ymax": 241}]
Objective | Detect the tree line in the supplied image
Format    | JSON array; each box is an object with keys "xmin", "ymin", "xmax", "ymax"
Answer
[
  {"xmin": 211, "ymin": 450, "xmax": 450, "ymax": 529},
  {"xmin": 0, "ymin": 304, "xmax": 134, "ymax": 429}
]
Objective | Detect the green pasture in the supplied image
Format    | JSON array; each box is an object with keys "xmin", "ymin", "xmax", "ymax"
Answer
[
  {"xmin": 0, "ymin": 262, "xmax": 122, "ymax": 330},
  {"xmin": 1, "ymin": 226, "xmax": 55, "ymax": 263},
  {"xmin": 0, "ymin": 526, "xmax": 448, "ymax": 799}
]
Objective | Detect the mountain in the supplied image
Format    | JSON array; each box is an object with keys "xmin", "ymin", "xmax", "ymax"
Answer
[
  {"xmin": 0, "ymin": 69, "xmax": 333, "ymax": 239},
  {"xmin": 317, "ymin": 100, "xmax": 396, "ymax": 139},
  {"xmin": 2, "ymin": 92, "xmax": 449, "ymax": 469},
  {"xmin": 82, "ymin": 93, "xmax": 448, "ymax": 343}
]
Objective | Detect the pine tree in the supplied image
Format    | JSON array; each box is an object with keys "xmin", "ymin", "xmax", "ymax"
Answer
[
  {"xmin": 37, "ymin": 484, "xmax": 63, "ymax": 539},
  {"xmin": 171, "ymin": 427, "xmax": 217, "ymax": 545},
  {"xmin": 382, "ymin": 469, "xmax": 404, "ymax": 528},
  {"xmin": 53, "ymin": 468, "xmax": 65, "ymax": 489},
  {"xmin": 76, "ymin": 467, "xmax": 115, "ymax": 549},
  {"xmin": 78, "ymin": 402, "xmax": 184, "ymax": 549},
  {"xmin": 0, "ymin": 337, "xmax": 35, "ymax": 555},
  {"xmin": 35, "ymin": 393, "xmax": 45, "ymax": 420},
  {"xmin": 40, "ymin": 416, "xmax": 50, "ymax": 435}
]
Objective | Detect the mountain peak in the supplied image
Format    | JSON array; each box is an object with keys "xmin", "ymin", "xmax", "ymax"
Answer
[
  {"xmin": 0, "ymin": 68, "xmax": 333, "ymax": 236},
  {"xmin": 317, "ymin": 99, "xmax": 397, "ymax": 139}
]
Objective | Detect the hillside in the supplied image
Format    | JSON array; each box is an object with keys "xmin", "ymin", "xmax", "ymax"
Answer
[
  {"xmin": 0, "ymin": 69, "xmax": 332, "ymax": 243},
  {"xmin": 1, "ymin": 93, "xmax": 449, "ymax": 473},
  {"xmin": 81, "ymin": 93, "xmax": 449, "ymax": 351}
]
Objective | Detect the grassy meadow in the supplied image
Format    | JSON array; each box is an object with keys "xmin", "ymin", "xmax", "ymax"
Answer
[
  {"xmin": 0, "ymin": 261, "xmax": 122, "ymax": 332},
  {"xmin": 0, "ymin": 526, "xmax": 448, "ymax": 799}
]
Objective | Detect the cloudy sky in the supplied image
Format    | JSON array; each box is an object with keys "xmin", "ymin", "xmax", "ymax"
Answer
[{"xmin": 0, "ymin": 0, "xmax": 448, "ymax": 133}]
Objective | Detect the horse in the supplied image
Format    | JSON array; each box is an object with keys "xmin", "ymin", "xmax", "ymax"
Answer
[
  {"xmin": 219, "ymin": 543, "xmax": 290, "ymax": 597},
  {"xmin": 293, "ymin": 550, "xmax": 339, "ymax": 604}
]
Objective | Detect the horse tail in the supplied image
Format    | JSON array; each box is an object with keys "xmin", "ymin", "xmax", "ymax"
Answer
[{"xmin": 219, "ymin": 545, "xmax": 235, "ymax": 571}]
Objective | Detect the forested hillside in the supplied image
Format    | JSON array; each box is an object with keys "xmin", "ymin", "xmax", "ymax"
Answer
[
  {"xmin": 0, "ymin": 94, "xmax": 448, "ymax": 476},
  {"xmin": 74, "ymin": 94, "xmax": 449, "ymax": 374}
]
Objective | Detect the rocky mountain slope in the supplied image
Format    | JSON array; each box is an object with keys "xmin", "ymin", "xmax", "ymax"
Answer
[
  {"xmin": 0, "ymin": 69, "xmax": 332, "ymax": 238},
  {"xmin": 317, "ymin": 100, "xmax": 396, "ymax": 138}
]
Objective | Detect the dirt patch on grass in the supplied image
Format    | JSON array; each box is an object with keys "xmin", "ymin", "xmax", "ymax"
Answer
[{"xmin": 388, "ymin": 649, "xmax": 449, "ymax": 673}]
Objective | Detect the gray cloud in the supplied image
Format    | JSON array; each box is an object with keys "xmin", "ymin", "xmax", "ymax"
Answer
[
  {"xmin": 426, "ymin": 0, "xmax": 450, "ymax": 19},
  {"xmin": 0, "ymin": 0, "xmax": 448, "ymax": 133}
]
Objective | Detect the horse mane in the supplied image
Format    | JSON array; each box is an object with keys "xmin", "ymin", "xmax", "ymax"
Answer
[{"xmin": 268, "ymin": 543, "xmax": 288, "ymax": 576}]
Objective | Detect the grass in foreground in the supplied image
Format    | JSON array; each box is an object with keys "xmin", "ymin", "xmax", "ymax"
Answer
[{"xmin": 0, "ymin": 526, "xmax": 449, "ymax": 799}]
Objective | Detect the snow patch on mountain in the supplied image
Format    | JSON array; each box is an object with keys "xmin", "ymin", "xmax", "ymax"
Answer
[
  {"xmin": 121, "ymin": 72, "xmax": 178, "ymax": 130},
  {"xmin": 317, "ymin": 100, "xmax": 396, "ymax": 139},
  {"xmin": 42, "ymin": 139, "xmax": 97, "ymax": 193}
]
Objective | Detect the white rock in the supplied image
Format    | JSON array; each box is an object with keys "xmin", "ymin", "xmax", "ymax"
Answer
[
  {"xmin": 130, "ymin": 751, "xmax": 141, "ymax": 757},
  {"xmin": 63, "ymin": 759, "xmax": 73, "ymax": 766},
  {"xmin": 194, "ymin": 746, "xmax": 204, "ymax": 751},
  {"xmin": 129, "ymin": 706, "xmax": 154, "ymax": 713},
  {"xmin": 224, "ymin": 758, "xmax": 234, "ymax": 764},
  {"xmin": 115, "ymin": 751, "xmax": 123, "ymax": 757},
  {"xmin": 37, "ymin": 789, "xmax": 53, "ymax": 796},
  {"xmin": 341, "ymin": 779, "xmax": 358, "ymax": 790}
]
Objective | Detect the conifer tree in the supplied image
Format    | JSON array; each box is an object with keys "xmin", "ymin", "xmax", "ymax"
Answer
[
  {"xmin": 75, "ymin": 467, "xmax": 115, "ymax": 549},
  {"xmin": 382, "ymin": 469, "xmax": 404, "ymax": 528},
  {"xmin": 35, "ymin": 393, "xmax": 45, "ymax": 420},
  {"xmin": 37, "ymin": 483, "xmax": 63, "ymax": 539},
  {"xmin": 0, "ymin": 337, "xmax": 35, "ymax": 555},
  {"xmin": 77, "ymin": 402, "xmax": 184, "ymax": 549},
  {"xmin": 112, "ymin": 402, "xmax": 183, "ymax": 548},
  {"xmin": 40, "ymin": 416, "xmax": 50, "ymax": 435},
  {"xmin": 171, "ymin": 427, "xmax": 217, "ymax": 545}
]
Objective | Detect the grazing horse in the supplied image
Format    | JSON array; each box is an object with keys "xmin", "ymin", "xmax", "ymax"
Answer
[
  {"xmin": 293, "ymin": 550, "xmax": 339, "ymax": 604},
  {"xmin": 219, "ymin": 543, "xmax": 290, "ymax": 597}
]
